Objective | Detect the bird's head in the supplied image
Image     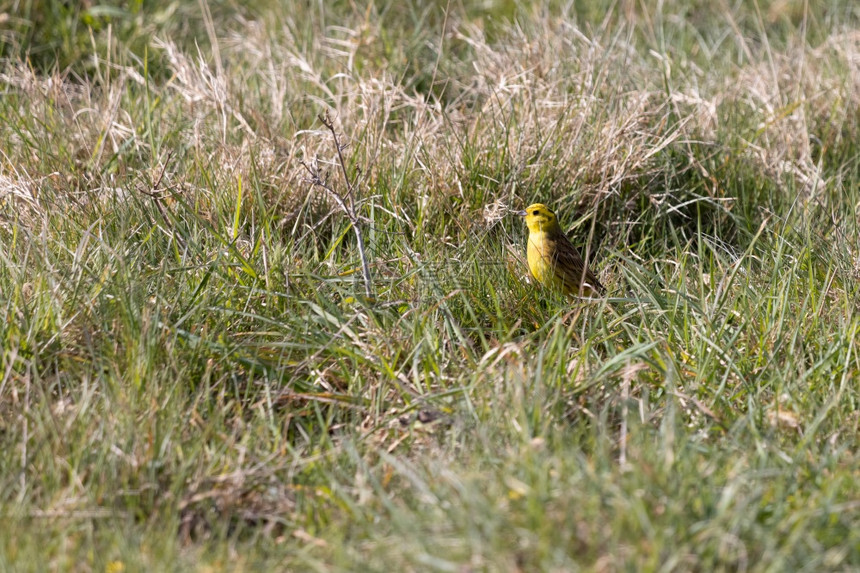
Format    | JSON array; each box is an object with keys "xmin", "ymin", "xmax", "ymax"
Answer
[{"xmin": 517, "ymin": 203, "xmax": 561, "ymax": 234}]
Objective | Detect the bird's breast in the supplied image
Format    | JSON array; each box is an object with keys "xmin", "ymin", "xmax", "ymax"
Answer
[{"xmin": 526, "ymin": 232, "xmax": 555, "ymax": 283}]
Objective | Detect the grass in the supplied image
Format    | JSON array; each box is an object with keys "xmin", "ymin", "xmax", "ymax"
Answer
[{"xmin": 1, "ymin": 0, "xmax": 859, "ymax": 570}]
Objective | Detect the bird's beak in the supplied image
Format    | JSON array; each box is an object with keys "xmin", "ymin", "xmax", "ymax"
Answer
[{"xmin": 514, "ymin": 210, "xmax": 527, "ymax": 217}]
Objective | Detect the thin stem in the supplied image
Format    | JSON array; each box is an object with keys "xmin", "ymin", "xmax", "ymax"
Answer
[{"xmin": 300, "ymin": 113, "xmax": 374, "ymax": 300}]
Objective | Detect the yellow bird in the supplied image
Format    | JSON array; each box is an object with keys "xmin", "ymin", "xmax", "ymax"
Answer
[{"xmin": 517, "ymin": 203, "xmax": 604, "ymax": 298}]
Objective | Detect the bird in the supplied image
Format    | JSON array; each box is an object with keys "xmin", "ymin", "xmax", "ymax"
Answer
[{"xmin": 517, "ymin": 203, "xmax": 604, "ymax": 298}]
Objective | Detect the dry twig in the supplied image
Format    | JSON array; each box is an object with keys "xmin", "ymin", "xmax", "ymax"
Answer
[{"xmin": 300, "ymin": 112, "xmax": 375, "ymax": 301}]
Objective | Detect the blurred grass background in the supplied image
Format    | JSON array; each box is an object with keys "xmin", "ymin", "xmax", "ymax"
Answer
[{"xmin": 1, "ymin": 0, "xmax": 859, "ymax": 570}]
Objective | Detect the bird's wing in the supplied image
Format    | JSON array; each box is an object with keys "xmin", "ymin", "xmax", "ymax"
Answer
[{"xmin": 554, "ymin": 237, "xmax": 605, "ymax": 293}]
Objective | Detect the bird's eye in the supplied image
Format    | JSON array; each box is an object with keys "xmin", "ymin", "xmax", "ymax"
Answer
[{"xmin": 532, "ymin": 210, "xmax": 539, "ymax": 216}]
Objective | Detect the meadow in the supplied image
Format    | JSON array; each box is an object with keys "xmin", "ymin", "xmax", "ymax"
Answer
[{"xmin": 1, "ymin": 0, "xmax": 859, "ymax": 570}]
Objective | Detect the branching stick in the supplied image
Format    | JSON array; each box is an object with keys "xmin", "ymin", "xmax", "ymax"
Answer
[{"xmin": 300, "ymin": 112, "xmax": 374, "ymax": 301}]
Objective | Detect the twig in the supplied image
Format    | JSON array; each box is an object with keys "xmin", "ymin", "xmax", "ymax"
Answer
[
  {"xmin": 300, "ymin": 112, "xmax": 375, "ymax": 301},
  {"xmin": 136, "ymin": 151, "xmax": 186, "ymax": 250}
]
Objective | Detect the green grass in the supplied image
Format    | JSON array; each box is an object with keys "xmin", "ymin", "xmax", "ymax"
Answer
[{"xmin": 1, "ymin": 0, "xmax": 859, "ymax": 570}]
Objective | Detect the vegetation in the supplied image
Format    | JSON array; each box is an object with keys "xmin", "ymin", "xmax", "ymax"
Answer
[{"xmin": 1, "ymin": 0, "xmax": 858, "ymax": 570}]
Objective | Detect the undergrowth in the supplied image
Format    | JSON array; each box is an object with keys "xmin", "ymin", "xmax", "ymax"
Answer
[{"xmin": 1, "ymin": 0, "xmax": 859, "ymax": 570}]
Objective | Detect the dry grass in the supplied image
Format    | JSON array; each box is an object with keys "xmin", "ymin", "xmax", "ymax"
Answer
[{"xmin": 1, "ymin": 0, "xmax": 859, "ymax": 570}]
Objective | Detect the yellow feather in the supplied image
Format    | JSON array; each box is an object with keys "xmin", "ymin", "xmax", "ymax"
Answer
[{"xmin": 519, "ymin": 203, "xmax": 604, "ymax": 298}]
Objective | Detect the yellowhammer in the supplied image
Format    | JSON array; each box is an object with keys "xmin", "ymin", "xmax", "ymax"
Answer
[{"xmin": 517, "ymin": 203, "xmax": 604, "ymax": 298}]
